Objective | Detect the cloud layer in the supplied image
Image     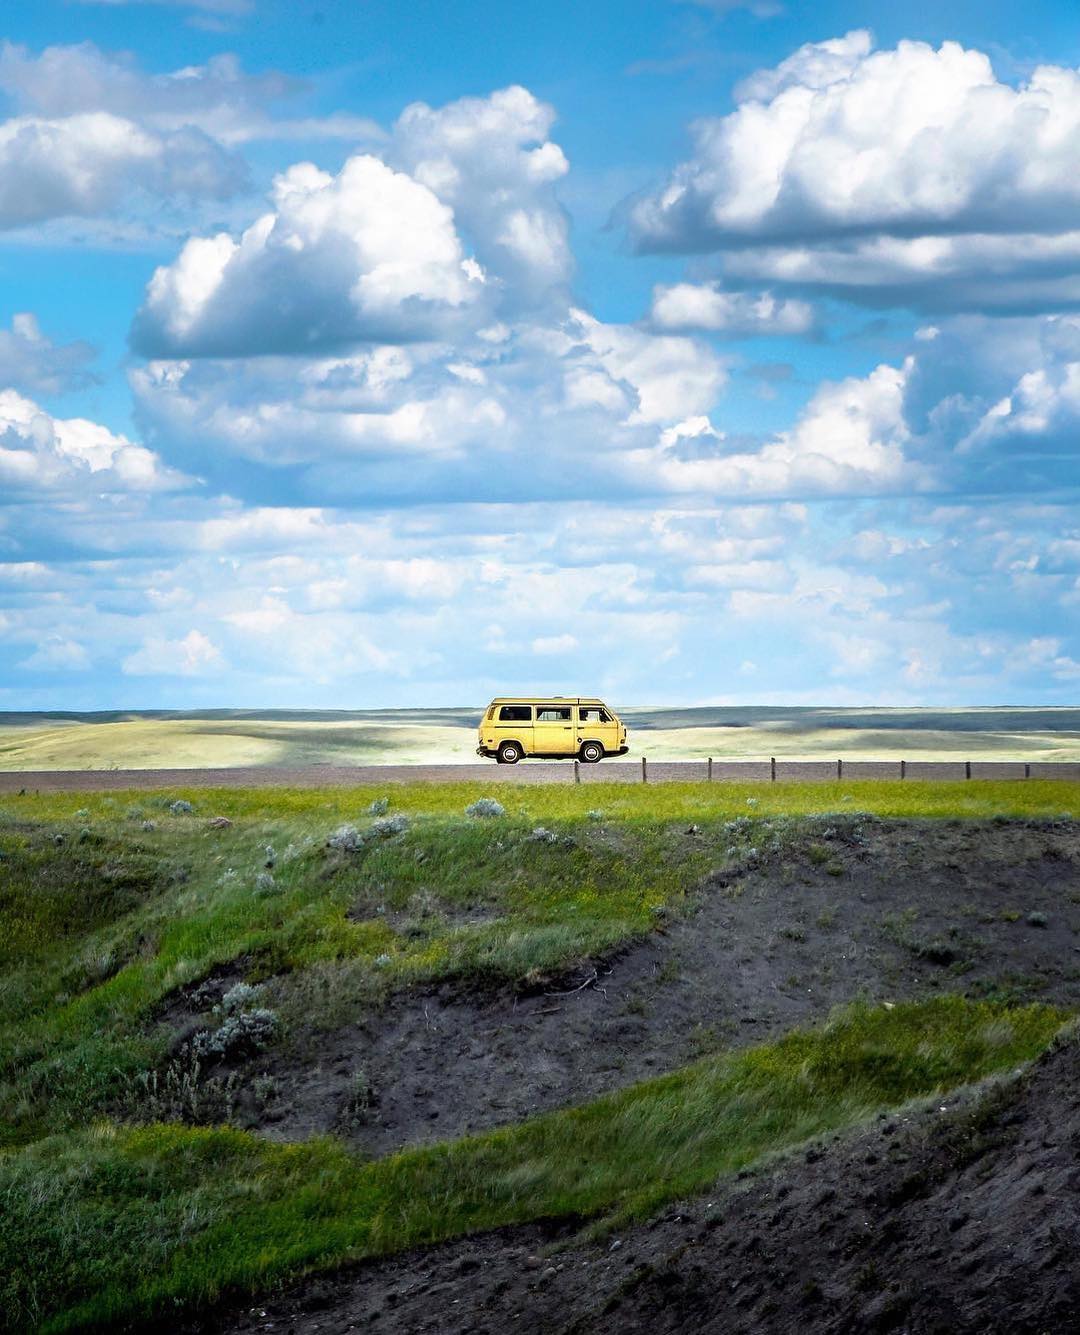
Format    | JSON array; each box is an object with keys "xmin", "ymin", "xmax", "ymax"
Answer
[{"xmin": 3, "ymin": 39, "xmax": 1079, "ymax": 708}]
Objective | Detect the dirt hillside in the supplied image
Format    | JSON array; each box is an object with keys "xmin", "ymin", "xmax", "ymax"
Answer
[
  {"xmin": 177, "ymin": 817, "xmax": 1080, "ymax": 1334},
  {"xmin": 203, "ymin": 1027, "xmax": 1080, "ymax": 1334},
  {"xmin": 164, "ymin": 818, "xmax": 1080, "ymax": 1157}
]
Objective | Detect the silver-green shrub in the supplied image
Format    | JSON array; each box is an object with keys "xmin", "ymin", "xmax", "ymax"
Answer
[{"xmin": 466, "ymin": 797, "xmax": 505, "ymax": 818}]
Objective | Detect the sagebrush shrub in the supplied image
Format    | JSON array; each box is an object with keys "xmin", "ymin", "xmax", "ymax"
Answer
[
  {"xmin": 327, "ymin": 824, "xmax": 363, "ymax": 852},
  {"xmin": 217, "ymin": 981, "xmax": 262, "ymax": 1015},
  {"xmin": 372, "ymin": 814, "xmax": 409, "ymax": 838},
  {"xmin": 128, "ymin": 1053, "xmax": 239, "ymax": 1125},
  {"xmin": 253, "ymin": 872, "xmax": 277, "ymax": 897},
  {"xmin": 193, "ymin": 1008, "xmax": 279, "ymax": 1059},
  {"xmin": 327, "ymin": 814, "xmax": 408, "ymax": 853},
  {"xmin": 466, "ymin": 797, "xmax": 505, "ymax": 818}
]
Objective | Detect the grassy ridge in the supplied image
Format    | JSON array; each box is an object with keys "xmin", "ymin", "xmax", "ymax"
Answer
[
  {"xmin": 0, "ymin": 803, "xmax": 706, "ymax": 1145},
  {"xmin": 2, "ymin": 996, "xmax": 1065, "ymax": 1333},
  {"xmin": 3, "ymin": 781, "xmax": 1078, "ymax": 1146}
]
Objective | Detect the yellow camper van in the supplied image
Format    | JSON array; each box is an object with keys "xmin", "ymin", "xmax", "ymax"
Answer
[{"xmin": 477, "ymin": 697, "xmax": 629, "ymax": 764}]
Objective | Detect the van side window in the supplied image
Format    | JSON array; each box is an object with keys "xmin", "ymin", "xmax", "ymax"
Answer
[
  {"xmin": 498, "ymin": 705, "xmax": 532, "ymax": 721},
  {"xmin": 579, "ymin": 707, "xmax": 612, "ymax": 723},
  {"xmin": 536, "ymin": 706, "xmax": 571, "ymax": 722}
]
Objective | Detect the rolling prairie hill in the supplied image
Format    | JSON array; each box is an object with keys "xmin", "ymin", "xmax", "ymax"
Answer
[{"xmin": 0, "ymin": 705, "xmax": 1079, "ymax": 770}]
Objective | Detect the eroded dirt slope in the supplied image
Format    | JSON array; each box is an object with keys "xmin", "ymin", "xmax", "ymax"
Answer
[
  {"xmin": 160, "ymin": 819, "xmax": 1080, "ymax": 1157},
  {"xmin": 203, "ymin": 1027, "xmax": 1080, "ymax": 1335}
]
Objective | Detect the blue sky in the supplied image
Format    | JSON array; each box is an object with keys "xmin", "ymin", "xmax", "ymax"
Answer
[{"xmin": 0, "ymin": 0, "xmax": 1078, "ymax": 708}]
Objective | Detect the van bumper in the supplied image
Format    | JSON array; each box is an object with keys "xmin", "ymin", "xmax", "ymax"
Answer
[
  {"xmin": 477, "ymin": 745, "xmax": 496, "ymax": 758},
  {"xmin": 615, "ymin": 745, "xmax": 630, "ymax": 756}
]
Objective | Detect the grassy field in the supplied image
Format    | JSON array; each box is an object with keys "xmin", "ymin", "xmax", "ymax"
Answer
[
  {"xmin": 2, "ymin": 705, "xmax": 1079, "ymax": 769},
  {"xmin": 2, "ymin": 779, "xmax": 1079, "ymax": 1331}
]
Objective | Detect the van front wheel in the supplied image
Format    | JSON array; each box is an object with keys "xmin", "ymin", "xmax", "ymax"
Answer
[
  {"xmin": 497, "ymin": 741, "xmax": 522, "ymax": 765},
  {"xmin": 579, "ymin": 741, "xmax": 604, "ymax": 764}
]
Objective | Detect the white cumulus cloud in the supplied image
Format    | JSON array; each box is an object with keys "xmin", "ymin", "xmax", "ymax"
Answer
[
  {"xmin": 0, "ymin": 111, "xmax": 243, "ymax": 229},
  {"xmin": 133, "ymin": 155, "xmax": 484, "ymax": 356},
  {"xmin": 18, "ymin": 636, "xmax": 90, "ymax": 671},
  {"xmin": 0, "ymin": 41, "xmax": 381, "ymax": 145},
  {"xmin": 650, "ymin": 283, "xmax": 814, "ymax": 335},
  {"xmin": 122, "ymin": 628, "xmax": 224, "ymax": 676},
  {"xmin": 0, "ymin": 313, "xmax": 96, "ymax": 394},
  {"xmin": 130, "ymin": 305, "xmax": 730, "ymax": 501},
  {"xmin": 132, "ymin": 85, "xmax": 573, "ymax": 357},
  {"xmin": 0, "ymin": 387, "xmax": 189, "ymax": 493},
  {"xmin": 531, "ymin": 633, "xmax": 578, "ymax": 655},
  {"xmin": 634, "ymin": 360, "xmax": 918, "ymax": 499},
  {"xmin": 395, "ymin": 85, "xmax": 571, "ymax": 303},
  {"xmin": 635, "ymin": 33, "xmax": 1080, "ymax": 245},
  {"xmin": 631, "ymin": 32, "xmax": 1080, "ymax": 313}
]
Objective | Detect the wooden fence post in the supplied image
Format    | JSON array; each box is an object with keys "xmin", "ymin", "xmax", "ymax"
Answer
[
  {"xmin": 837, "ymin": 759, "xmax": 843, "ymax": 780},
  {"xmin": 1025, "ymin": 762, "xmax": 1031, "ymax": 779},
  {"xmin": 642, "ymin": 756, "xmax": 647, "ymax": 784},
  {"xmin": 574, "ymin": 759, "xmax": 580, "ymax": 785},
  {"xmin": 965, "ymin": 760, "xmax": 972, "ymax": 780},
  {"xmin": 900, "ymin": 759, "xmax": 906, "ymax": 780},
  {"xmin": 707, "ymin": 756, "xmax": 713, "ymax": 782},
  {"xmin": 770, "ymin": 756, "xmax": 776, "ymax": 782}
]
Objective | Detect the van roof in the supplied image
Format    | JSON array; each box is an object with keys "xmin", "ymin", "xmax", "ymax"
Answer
[{"xmin": 488, "ymin": 697, "xmax": 608, "ymax": 706}]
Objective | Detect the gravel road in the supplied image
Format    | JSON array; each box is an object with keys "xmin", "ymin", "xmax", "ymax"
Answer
[{"xmin": 1, "ymin": 759, "xmax": 1077, "ymax": 791}]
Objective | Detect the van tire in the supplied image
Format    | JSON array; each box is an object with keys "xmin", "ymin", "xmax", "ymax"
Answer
[
  {"xmin": 497, "ymin": 742, "xmax": 522, "ymax": 765},
  {"xmin": 579, "ymin": 741, "xmax": 604, "ymax": 764}
]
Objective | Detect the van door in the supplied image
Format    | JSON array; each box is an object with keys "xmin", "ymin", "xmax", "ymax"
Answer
[
  {"xmin": 577, "ymin": 704, "xmax": 619, "ymax": 754},
  {"xmin": 492, "ymin": 703, "xmax": 533, "ymax": 754},
  {"xmin": 533, "ymin": 704, "xmax": 575, "ymax": 756}
]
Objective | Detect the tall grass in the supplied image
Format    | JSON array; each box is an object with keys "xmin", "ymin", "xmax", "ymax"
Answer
[
  {"xmin": 1, "ymin": 995, "xmax": 1064, "ymax": 1333},
  {"xmin": 5, "ymin": 777, "xmax": 1080, "ymax": 825}
]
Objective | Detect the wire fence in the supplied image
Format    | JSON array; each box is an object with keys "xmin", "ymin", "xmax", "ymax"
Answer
[{"xmin": 1, "ymin": 757, "xmax": 1079, "ymax": 791}]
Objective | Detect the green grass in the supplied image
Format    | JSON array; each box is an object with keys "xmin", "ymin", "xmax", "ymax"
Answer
[
  {"xmin": 1, "ymin": 995, "xmax": 1065, "ymax": 1333},
  {"xmin": 6, "ymin": 776, "xmax": 1080, "ymax": 824}
]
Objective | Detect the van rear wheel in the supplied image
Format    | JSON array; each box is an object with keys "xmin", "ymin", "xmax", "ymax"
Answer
[
  {"xmin": 497, "ymin": 741, "xmax": 522, "ymax": 765},
  {"xmin": 579, "ymin": 741, "xmax": 604, "ymax": 764}
]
